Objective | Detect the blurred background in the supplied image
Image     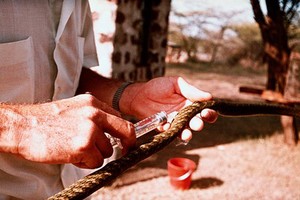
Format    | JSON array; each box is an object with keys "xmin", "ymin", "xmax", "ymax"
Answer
[{"xmin": 88, "ymin": 1, "xmax": 300, "ymax": 199}]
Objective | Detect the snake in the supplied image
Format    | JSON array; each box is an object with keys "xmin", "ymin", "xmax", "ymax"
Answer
[{"xmin": 48, "ymin": 99, "xmax": 300, "ymax": 200}]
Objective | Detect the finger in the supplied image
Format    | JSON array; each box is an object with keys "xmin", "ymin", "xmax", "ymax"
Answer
[
  {"xmin": 180, "ymin": 128, "xmax": 192, "ymax": 142},
  {"xmin": 99, "ymin": 113, "xmax": 136, "ymax": 150},
  {"xmin": 94, "ymin": 130, "xmax": 113, "ymax": 158},
  {"xmin": 157, "ymin": 122, "xmax": 170, "ymax": 132},
  {"xmin": 176, "ymin": 77, "xmax": 212, "ymax": 101},
  {"xmin": 201, "ymin": 108, "xmax": 218, "ymax": 123},
  {"xmin": 73, "ymin": 163, "xmax": 89, "ymax": 169},
  {"xmin": 189, "ymin": 115, "xmax": 204, "ymax": 131},
  {"xmin": 75, "ymin": 148, "xmax": 104, "ymax": 169},
  {"xmin": 85, "ymin": 149, "xmax": 104, "ymax": 168}
]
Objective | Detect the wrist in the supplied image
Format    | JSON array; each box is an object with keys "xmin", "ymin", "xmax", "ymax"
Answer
[
  {"xmin": 112, "ymin": 82, "xmax": 133, "ymax": 112},
  {"xmin": 118, "ymin": 82, "xmax": 142, "ymax": 115}
]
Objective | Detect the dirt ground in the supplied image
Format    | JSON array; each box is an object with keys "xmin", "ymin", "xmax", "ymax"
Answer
[{"xmin": 92, "ymin": 65, "xmax": 300, "ymax": 200}]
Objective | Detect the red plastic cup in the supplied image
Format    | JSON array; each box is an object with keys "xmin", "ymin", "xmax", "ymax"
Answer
[{"xmin": 167, "ymin": 157, "xmax": 197, "ymax": 190}]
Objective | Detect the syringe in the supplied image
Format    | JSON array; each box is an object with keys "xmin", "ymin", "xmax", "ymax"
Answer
[{"xmin": 106, "ymin": 111, "xmax": 170, "ymax": 148}]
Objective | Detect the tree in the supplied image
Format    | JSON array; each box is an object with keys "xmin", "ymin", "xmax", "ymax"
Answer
[
  {"xmin": 169, "ymin": 8, "xmax": 242, "ymax": 63},
  {"xmin": 250, "ymin": 0, "xmax": 300, "ymax": 94},
  {"xmin": 229, "ymin": 23, "xmax": 263, "ymax": 67},
  {"xmin": 251, "ymin": 0, "xmax": 300, "ymax": 146},
  {"xmin": 168, "ymin": 10, "xmax": 211, "ymax": 62}
]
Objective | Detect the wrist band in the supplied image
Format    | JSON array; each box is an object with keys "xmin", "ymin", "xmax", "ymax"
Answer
[{"xmin": 112, "ymin": 82, "xmax": 133, "ymax": 111}]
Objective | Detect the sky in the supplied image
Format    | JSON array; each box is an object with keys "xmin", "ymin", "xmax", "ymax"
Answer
[{"xmin": 171, "ymin": 0, "xmax": 265, "ymax": 23}]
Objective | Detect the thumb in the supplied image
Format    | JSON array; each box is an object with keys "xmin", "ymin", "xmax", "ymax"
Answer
[{"xmin": 177, "ymin": 77, "xmax": 212, "ymax": 102}]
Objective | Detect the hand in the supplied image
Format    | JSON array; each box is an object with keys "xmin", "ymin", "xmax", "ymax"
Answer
[
  {"xmin": 121, "ymin": 77, "xmax": 218, "ymax": 142},
  {"xmin": 14, "ymin": 94, "xmax": 135, "ymax": 169}
]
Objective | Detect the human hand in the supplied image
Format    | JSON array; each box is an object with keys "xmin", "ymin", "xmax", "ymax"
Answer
[
  {"xmin": 14, "ymin": 94, "xmax": 135, "ymax": 169},
  {"xmin": 120, "ymin": 77, "xmax": 218, "ymax": 142}
]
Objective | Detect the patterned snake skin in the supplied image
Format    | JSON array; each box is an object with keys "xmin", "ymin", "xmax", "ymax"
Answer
[{"xmin": 48, "ymin": 99, "xmax": 300, "ymax": 200}]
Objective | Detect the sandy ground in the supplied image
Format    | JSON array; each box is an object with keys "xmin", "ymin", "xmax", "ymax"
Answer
[{"xmin": 91, "ymin": 66, "xmax": 300, "ymax": 200}]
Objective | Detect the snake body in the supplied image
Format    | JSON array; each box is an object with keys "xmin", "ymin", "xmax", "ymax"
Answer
[{"xmin": 48, "ymin": 99, "xmax": 300, "ymax": 200}]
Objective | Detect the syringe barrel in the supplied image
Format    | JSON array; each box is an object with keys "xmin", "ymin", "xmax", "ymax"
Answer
[
  {"xmin": 134, "ymin": 111, "xmax": 167, "ymax": 137},
  {"xmin": 106, "ymin": 111, "xmax": 168, "ymax": 148}
]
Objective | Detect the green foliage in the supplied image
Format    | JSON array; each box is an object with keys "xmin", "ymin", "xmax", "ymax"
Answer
[
  {"xmin": 232, "ymin": 23, "xmax": 261, "ymax": 43},
  {"xmin": 168, "ymin": 23, "xmax": 203, "ymax": 61},
  {"xmin": 227, "ymin": 23, "xmax": 263, "ymax": 67}
]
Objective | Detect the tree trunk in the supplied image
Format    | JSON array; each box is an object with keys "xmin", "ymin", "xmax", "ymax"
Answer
[
  {"xmin": 112, "ymin": 0, "xmax": 171, "ymax": 81},
  {"xmin": 250, "ymin": 0, "xmax": 291, "ymax": 94},
  {"xmin": 210, "ymin": 26, "xmax": 226, "ymax": 64},
  {"xmin": 250, "ymin": 0, "xmax": 298, "ymax": 146}
]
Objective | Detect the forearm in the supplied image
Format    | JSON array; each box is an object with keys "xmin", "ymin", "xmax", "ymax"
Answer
[
  {"xmin": 0, "ymin": 103, "xmax": 25, "ymax": 154},
  {"xmin": 76, "ymin": 67, "xmax": 123, "ymax": 107},
  {"xmin": 76, "ymin": 67, "xmax": 143, "ymax": 115}
]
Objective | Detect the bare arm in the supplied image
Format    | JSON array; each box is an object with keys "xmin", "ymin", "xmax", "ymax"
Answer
[{"xmin": 76, "ymin": 67, "xmax": 123, "ymax": 107}]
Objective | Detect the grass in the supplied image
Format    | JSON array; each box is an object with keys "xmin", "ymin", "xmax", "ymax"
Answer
[{"xmin": 166, "ymin": 61, "xmax": 267, "ymax": 77}]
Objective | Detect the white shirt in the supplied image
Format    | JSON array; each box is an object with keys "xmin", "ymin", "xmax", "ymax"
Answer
[{"xmin": 0, "ymin": 1, "xmax": 98, "ymax": 199}]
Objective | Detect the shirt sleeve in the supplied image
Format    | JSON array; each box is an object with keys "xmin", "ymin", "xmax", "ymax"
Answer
[{"xmin": 82, "ymin": 1, "xmax": 99, "ymax": 68}]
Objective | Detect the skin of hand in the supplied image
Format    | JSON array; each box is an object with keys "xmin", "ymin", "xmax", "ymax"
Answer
[
  {"xmin": 0, "ymin": 94, "xmax": 135, "ymax": 169},
  {"xmin": 78, "ymin": 68, "xmax": 217, "ymax": 144},
  {"xmin": 119, "ymin": 76, "xmax": 218, "ymax": 142}
]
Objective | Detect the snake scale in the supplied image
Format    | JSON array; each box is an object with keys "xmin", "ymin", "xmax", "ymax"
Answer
[{"xmin": 48, "ymin": 99, "xmax": 300, "ymax": 200}]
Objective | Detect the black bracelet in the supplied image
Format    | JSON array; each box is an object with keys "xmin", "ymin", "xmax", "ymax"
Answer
[{"xmin": 112, "ymin": 82, "xmax": 133, "ymax": 111}]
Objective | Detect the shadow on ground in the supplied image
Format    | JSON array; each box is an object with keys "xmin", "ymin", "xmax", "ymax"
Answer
[
  {"xmin": 192, "ymin": 177, "xmax": 224, "ymax": 189},
  {"xmin": 189, "ymin": 115, "xmax": 283, "ymax": 148},
  {"xmin": 111, "ymin": 115, "xmax": 283, "ymax": 188}
]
